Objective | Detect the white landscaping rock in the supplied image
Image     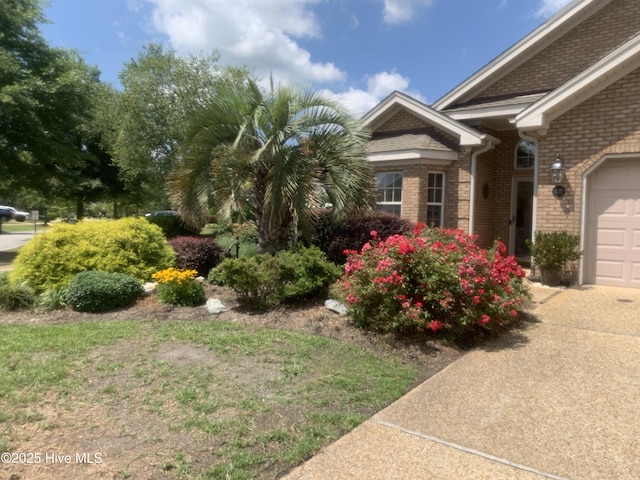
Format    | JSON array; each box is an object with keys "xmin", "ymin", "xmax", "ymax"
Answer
[
  {"xmin": 206, "ymin": 298, "xmax": 227, "ymax": 314},
  {"xmin": 324, "ymin": 299, "xmax": 348, "ymax": 315},
  {"xmin": 143, "ymin": 282, "xmax": 157, "ymax": 295}
]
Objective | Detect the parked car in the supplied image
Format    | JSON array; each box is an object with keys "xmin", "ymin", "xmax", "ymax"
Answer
[
  {"xmin": 0, "ymin": 206, "xmax": 29, "ymax": 222},
  {"xmin": 145, "ymin": 210, "xmax": 179, "ymax": 217},
  {"xmin": 0, "ymin": 206, "xmax": 14, "ymax": 222}
]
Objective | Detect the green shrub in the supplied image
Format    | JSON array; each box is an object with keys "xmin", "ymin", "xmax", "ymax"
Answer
[
  {"xmin": 168, "ymin": 236, "xmax": 224, "ymax": 277},
  {"xmin": 525, "ymin": 230, "xmax": 582, "ymax": 270},
  {"xmin": 209, "ymin": 246, "xmax": 340, "ymax": 308},
  {"xmin": 157, "ymin": 281, "xmax": 205, "ymax": 307},
  {"xmin": 12, "ymin": 217, "xmax": 175, "ymax": 292},
  {"xmin": 146, "ymin": 215, "xmax": 199, "ymax": 238},
  {"xmin": 0, "ymin": 284, "xmax": 36, "ymax": 311},
  {"xmin": 65, "ymin": 271, "xmax": 144, "ymax": 313},
  {"xmin": 152, "ymin": 268, "xmax": 205, "ymax": 307},
  {"xmin": 0, "ymin": 272, "xmax": 9, "ymax": 287}
]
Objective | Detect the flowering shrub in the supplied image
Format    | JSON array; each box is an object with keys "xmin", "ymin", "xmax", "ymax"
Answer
[
  {"xmin": 337, "ymin": 224, "xmax": 530, "ymax": 338},
  {"xmin": 152, "ymin": 268, "xmax": 205, "ymax": 307}
]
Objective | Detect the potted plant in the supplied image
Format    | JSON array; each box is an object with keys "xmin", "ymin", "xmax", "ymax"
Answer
[{"xmin": 526, "ymin": 231, "xmax": 582, "ymax": 286}]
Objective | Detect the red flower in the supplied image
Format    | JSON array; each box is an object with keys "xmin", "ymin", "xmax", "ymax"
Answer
[
  {"xmin": 478, "ymin": 314, "xmax": 490, "ymax": 326},
  {"xmin": 428, "ymin": 320, "xmax": 444, "ymax": 332}
]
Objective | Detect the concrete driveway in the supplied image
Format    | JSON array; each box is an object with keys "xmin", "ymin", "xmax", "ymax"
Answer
[{"xmin": 285, "ymin": 284, "xmax": 640, "ymax": 479}]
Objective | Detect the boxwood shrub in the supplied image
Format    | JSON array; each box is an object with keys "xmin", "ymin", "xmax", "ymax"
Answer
[
  {"xmin": 65, "ymin": 271, "xmax": 144, "ymax": 313},
  {"xmin": 12, "ymin": 217, "xmax": 175, "ymax": 292}
]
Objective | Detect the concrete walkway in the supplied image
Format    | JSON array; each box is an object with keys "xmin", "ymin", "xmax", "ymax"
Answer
[{"xmin": 284, "ymin": 284, "xmax": 640, "ymax": 479}]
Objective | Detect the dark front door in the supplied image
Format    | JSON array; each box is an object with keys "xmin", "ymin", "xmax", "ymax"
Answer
[{"xmin": 511, "ymin": 179, "xmax": 534, "ymax": 258}]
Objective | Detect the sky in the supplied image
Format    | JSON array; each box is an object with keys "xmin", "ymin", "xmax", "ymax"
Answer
[{"xmin": 40, "ymin": 0, "xmax": 573, "ymax": 116}]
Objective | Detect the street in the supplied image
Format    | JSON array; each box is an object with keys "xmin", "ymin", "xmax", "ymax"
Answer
[{"xmin": 0, "ymin": 232, "xmax": 34, "ymax": 251}]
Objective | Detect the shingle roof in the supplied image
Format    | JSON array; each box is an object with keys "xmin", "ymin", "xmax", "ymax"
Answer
[
  {"xmin": 443, "ymin": 92, "xmax": 549, "ymax": 112},
  {"xmin": 367, "ymin": 133, "xmax": 454, "ymax": 153}
]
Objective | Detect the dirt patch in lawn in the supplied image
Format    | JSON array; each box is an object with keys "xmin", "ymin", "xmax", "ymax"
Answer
[
  {"xmin": 0, "ymin": 283, "xmax": 474, "ymax": 479},
  {"xmin": 0, "ymin": 283, "xmax": 463, "ymax": 376}
]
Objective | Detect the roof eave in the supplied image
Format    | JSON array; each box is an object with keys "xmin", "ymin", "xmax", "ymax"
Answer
[{"xmin": 362, "ymin": 91, "xmax": 498, "ymax": 148}]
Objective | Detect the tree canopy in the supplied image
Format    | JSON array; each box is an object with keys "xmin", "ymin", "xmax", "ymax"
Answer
[
  {"xmin": 99, "ymin": 44, "xmax": 252, "ymax": 209},
  {"xmin": 0, "ymin": 0, "xmax": 100, "ymax": 198},
  {"xmin": 169, "ymin": 80, "xmax": 375, "ymax": 253}
]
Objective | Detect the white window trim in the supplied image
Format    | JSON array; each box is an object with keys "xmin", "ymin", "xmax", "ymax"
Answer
[
  {"xmin": 515, "ymin": 140, "xmax": 536, "ymax": 170},
  {"xmin": 427, "ymin": 172, "xmax": 445, "ymax": 227},
  {"xmin": 376, "ymin": 172, "xmax": 403, "ymax": 216}
]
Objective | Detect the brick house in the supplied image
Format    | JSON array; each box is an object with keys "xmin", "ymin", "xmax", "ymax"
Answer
[{"xmin": 362, "ymin": 0, "xmax": 640, "ymax": 288}]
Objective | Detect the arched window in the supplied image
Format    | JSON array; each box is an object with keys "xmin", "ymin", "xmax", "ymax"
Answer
[{"xmin": 515, "ymin": 140, "xmax": 536, "ymax": 169}]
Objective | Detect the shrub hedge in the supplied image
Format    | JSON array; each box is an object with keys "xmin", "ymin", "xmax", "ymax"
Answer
[
  {"xmin": 65, "ymin": 270, "xmax": 144, "ymax": 313},
  {"xmin": 12, "ymin": 218, "xmax": 175, "ymax": 292}
]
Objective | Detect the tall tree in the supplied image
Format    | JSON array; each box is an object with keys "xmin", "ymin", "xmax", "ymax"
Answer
[
  {"xmin": 101, "ymin": 44, "xmax": 251, "ymax": 208},
  {"xmin": 169, "ymin": 80, "xmax": 375, "ymax": 253},
  {"xmin": 0, "ymin": 0, "xmax": 99, "ymax": 197}
]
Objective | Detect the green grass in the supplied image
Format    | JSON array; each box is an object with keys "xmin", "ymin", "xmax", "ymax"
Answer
[
  {"xmin": 0, "ymin": 222, "xmax": 49, "ymax": 233},
  {"xmin": 0, "ymin": 319, "xmax": 419, "ymax": 479},
  {"xmin": 215, "ymin": 234, "xmax": 258, "ymax": 258}
]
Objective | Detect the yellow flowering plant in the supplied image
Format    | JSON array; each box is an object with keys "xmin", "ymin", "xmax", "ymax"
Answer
[
  {"xmin": 152, "ymin": 268, "xmax": 198, "ymax": 285},
  {"xmin": 151, "ymin": 268, "xmax": 204, "ymax": 306}
]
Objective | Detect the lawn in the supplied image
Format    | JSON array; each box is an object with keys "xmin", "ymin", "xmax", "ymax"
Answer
[{"xmin": 0, "ymin": 318, "xmax": 422, "ymax": 479}]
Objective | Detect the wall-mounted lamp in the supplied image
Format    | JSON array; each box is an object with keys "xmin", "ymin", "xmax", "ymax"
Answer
[{"xmin": 550, "ymin": 154, "xmax": 566, "ymax": 197}]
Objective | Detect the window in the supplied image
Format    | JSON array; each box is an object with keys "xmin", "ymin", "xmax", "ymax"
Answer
[
  {"xmin": 515, "ymin": 140, "xmax": 536, "ymax": 169},
  {"xmin": 376, "ymin": 173, "xmax": 402, "ymax": 216},
  {"xmin": 426, "ymin": 172, "xmax": 444, "ymax": 227}
]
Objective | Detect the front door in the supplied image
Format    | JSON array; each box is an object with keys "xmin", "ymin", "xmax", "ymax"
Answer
[{"xmin": 510, "ymin": 178, "xmax": 534, "ymax": 259}]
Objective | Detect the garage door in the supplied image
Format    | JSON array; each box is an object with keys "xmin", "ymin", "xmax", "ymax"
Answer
[{"xmin": 586, "ymin": 158, "xmax": 640, "ymax": 288}]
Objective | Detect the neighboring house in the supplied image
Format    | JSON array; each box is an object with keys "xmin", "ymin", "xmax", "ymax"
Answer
[{"xmin": 362, "ymin": 0, "xmax": 640, "ymax": 289}]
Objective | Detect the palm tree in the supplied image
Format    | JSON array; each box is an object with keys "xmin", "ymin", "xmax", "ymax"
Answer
[{"xmin": 168, "ymin": 80, "xmax": 375, "ymax": 253}]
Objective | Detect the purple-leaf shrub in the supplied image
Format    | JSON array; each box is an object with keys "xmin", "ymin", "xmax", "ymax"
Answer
[
  {"xmin": 337, "ymin": 224, "xmax": 530, "ymax": 338},
  {"xmin": 168, "ymin": 236, "xmax": 224, "ymax": 277}
]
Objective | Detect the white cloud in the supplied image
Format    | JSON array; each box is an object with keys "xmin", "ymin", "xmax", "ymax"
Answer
[
  {"xmin": 382, "ymin": 0, "xmax": 434, "ymax": 25},
  {"xmin": 535, "ymin": 0, "xmax": 572, "ymax": 18},
  {"xmin": 146, "ymin": 0, "xmax": 344, "ymax": 86},
  {"xmin": 323, "ymin": 70, "xmax": 427, "ymax": 117},
  {"xmin": 144, "ymin": 0, "xmax": 425, "ymax": 117}
]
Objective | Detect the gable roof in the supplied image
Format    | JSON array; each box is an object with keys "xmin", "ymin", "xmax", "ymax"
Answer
[
  {"xmin": 362, "ymin": 91, "xmax": 498, "ymax": 147},
  {"xmin": 433, "ymin": 0, "xmax": 613, "ymax": 111},
  {"xmin": 516, "ymin": 33, "xmax": 640, "ymax": 131}
]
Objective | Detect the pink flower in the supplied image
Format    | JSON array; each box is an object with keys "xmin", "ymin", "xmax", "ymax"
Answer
[
  {"xmin": 346, "ymin": 293, "xmax": 359, "ymax": 304},
  {"xmin": 478, "ymin": 314, "xmax": 490, "ymax": 326},
  {"xmin": 428, "ymin": 320, "xmax": 444, "ymax": 332},
  {"xmin": 370, "ymin": 230, "xmax": 378, "ymax": 239},
  {"xmin": 397, "ymin": 242, "xmax": 416, "ymax": 255}
]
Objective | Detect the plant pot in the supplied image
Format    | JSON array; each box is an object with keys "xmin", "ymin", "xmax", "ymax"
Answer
[{"xmin": 540, "ymin": 267, "xmax": 562, "ymax": 286}]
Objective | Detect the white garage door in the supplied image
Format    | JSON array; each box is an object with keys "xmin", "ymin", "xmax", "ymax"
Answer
[{"xmin": 586, "ymin": 158, "xmax": 640, "ymax": 288}]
